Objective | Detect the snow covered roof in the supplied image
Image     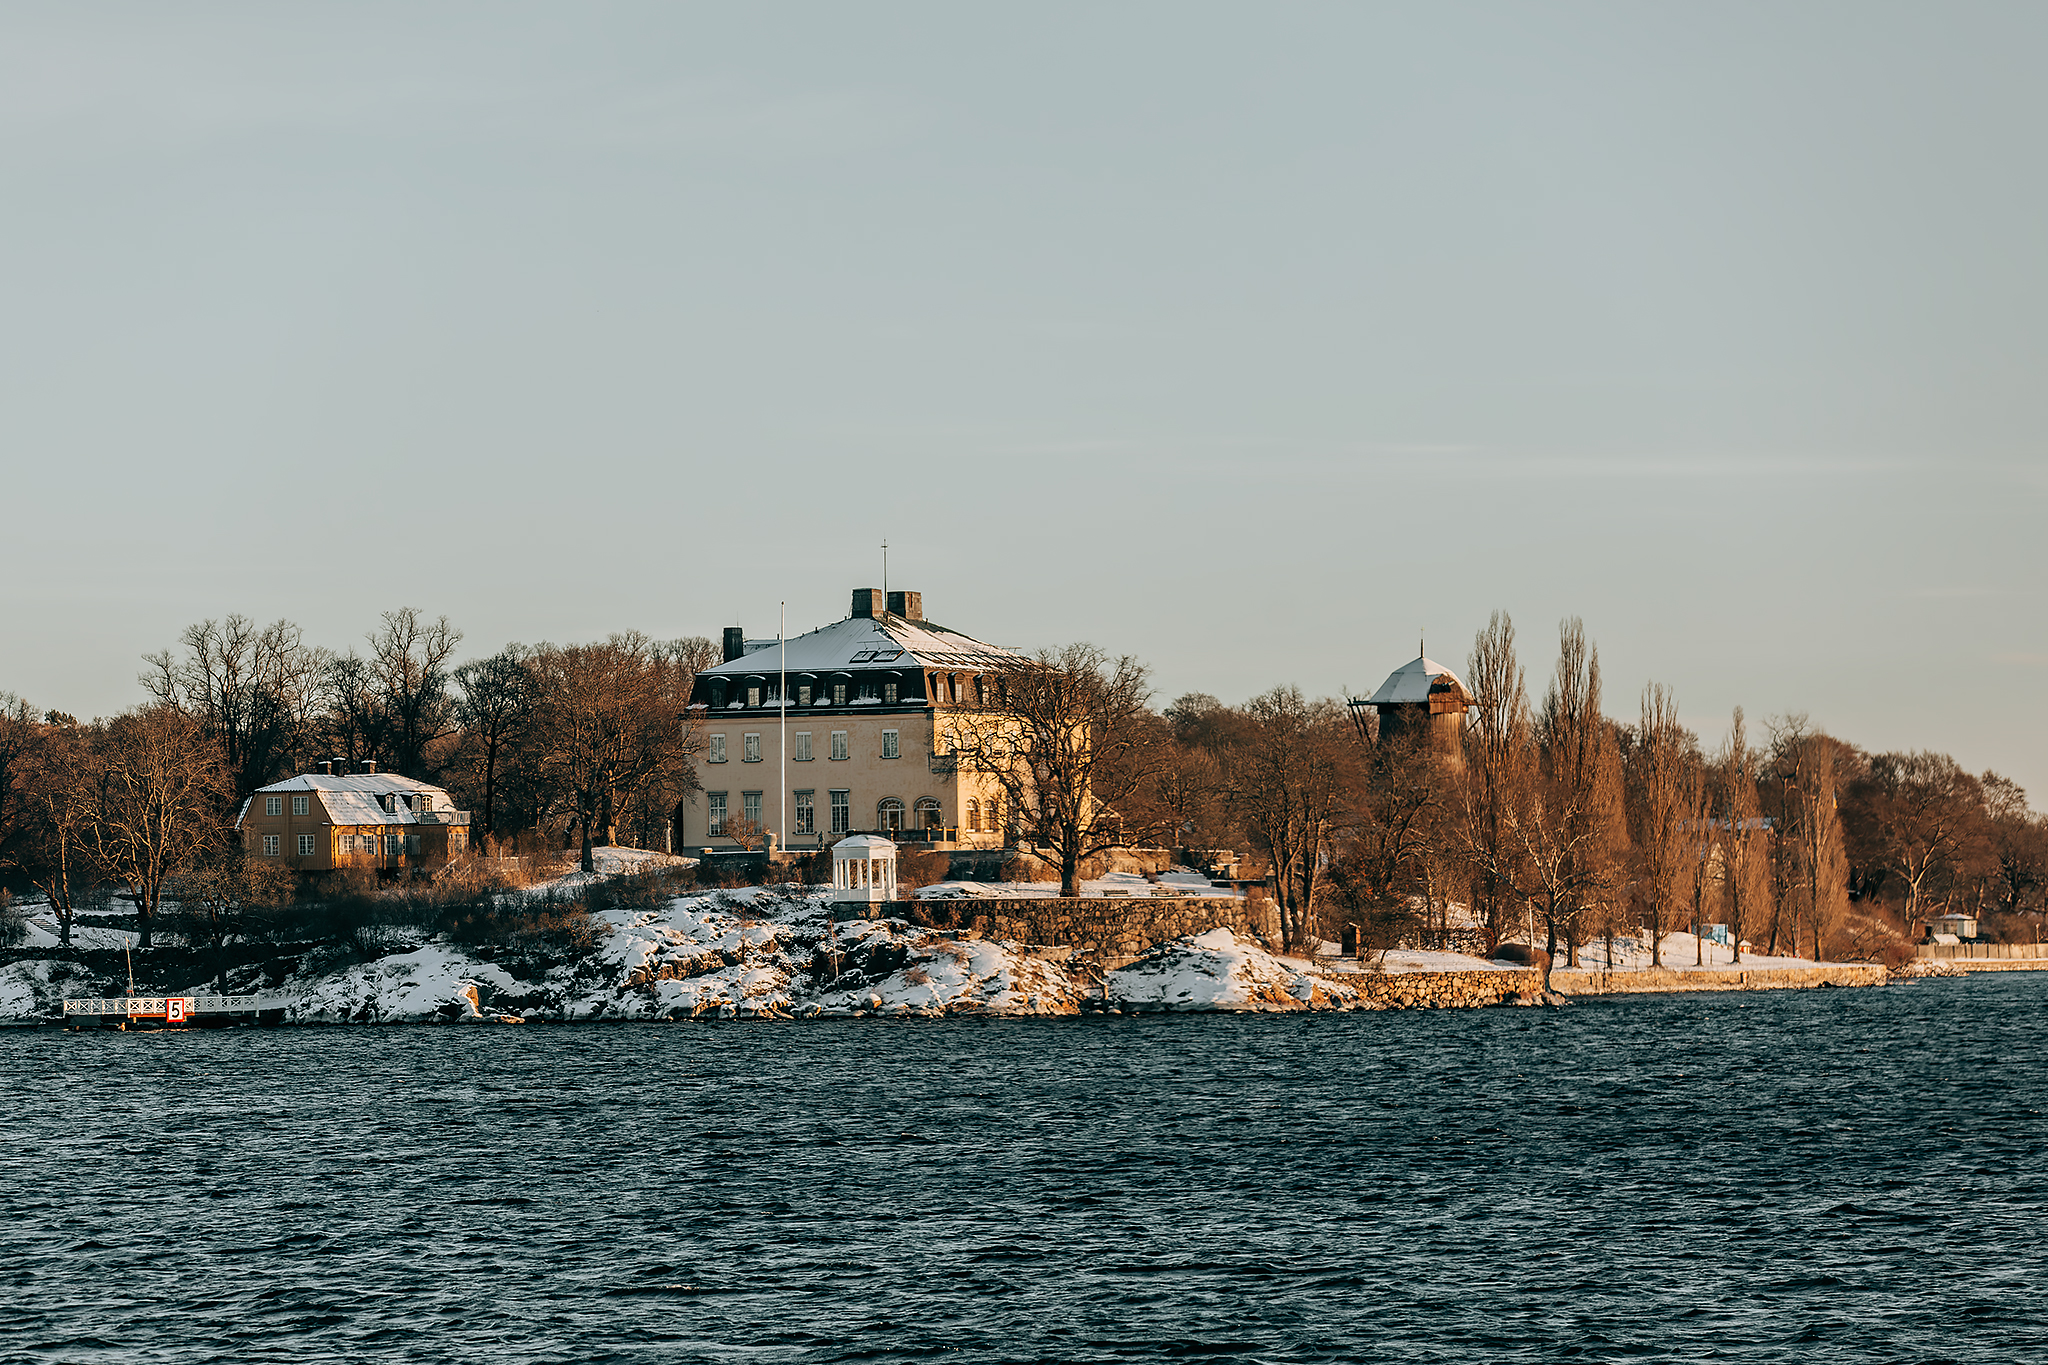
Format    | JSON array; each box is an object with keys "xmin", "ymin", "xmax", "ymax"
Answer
[
  {"xmin": 253, "ymin": 772, "xmax": 442, "ymax": 795},
  {"xmin": 1363, "ymin": 655, "xmax": 1475, "ymax": 707},
  {"xmin": 700, "ymin": 612, "xmax": 1027, "ymax": 679},
  {"xmin": 833, "ymin": 834, "xmax": 898, "ymax": 858},
  {"xmin": 242, "ymin": 771, "xmax": 460, "ymax": 829}
]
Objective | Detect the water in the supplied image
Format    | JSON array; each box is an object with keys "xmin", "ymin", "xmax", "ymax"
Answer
[{"xmin": 4, "ymin": 975, "xmax": 2045, "ymax": 1364}]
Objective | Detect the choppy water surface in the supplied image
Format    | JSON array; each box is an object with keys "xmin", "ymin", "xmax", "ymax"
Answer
[{"xmin": 5, "ymin": 975, "xmax": 2046, "ymax": 1364}]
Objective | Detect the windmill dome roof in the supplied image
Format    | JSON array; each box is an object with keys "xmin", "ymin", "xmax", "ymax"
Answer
[{"xmin": 1365, "ymin": 656, "xmax": 1474, "ymax": 706}]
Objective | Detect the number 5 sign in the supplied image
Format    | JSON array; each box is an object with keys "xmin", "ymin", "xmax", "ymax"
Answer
[{"xmin": 166, "ymin": 998, "xmax": 187, "ymax": 1023}]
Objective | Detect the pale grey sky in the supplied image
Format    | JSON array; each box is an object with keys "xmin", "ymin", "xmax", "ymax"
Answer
[{"xmin": 3, "ymin": 3, "xmax": 2044, "ymax": 797}]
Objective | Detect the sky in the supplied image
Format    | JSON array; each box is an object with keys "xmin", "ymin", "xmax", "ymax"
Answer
[{"xmin": 3, "ymin": 3, "xmax": 2045, "ymax": 799}]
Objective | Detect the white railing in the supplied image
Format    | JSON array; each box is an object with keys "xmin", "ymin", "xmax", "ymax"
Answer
[{"xmin": 63, "ymin": 995, "xmax": 274, "ymax": 1016}]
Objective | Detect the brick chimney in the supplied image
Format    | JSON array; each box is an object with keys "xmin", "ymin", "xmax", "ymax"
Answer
[
  {"xmin": 886, "ymin": 590, "xmax": 923, "ymax": 621},
  {"xmin": 318, "ymin": 760, "xmax": 332, "ymax": 776},
  {"xmin": 362, "ymin": 760, "xmax": 377, "ymax": 775},
  {"xmin": 723, "ymin": 626, "xmax": 746, "ymax": 662},
  {"xmin": 851, "ymin": 587, "xmax": 883, "ymax": 619}
]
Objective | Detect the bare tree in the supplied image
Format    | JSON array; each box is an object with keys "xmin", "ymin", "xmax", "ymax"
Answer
[
  {"xmin": 949, "ymin": 644, "xmax": 1161, "ymax": 898},
  {"xmin": 528, "ymin": 633, "xmax": 700, "ymax": 873},
  {"xmin": 143, "ymin": 616, "xmax": 327, "ymax": 798},
  {"xmin": 1765, "ymin": 717, "xmax": 1853, "ymax": 959},
  {"xmin": 1982, "ymin": 774, "xmax": 2047, "ymax": 934},
  {"xmin": 1458, "ymin": 611, "xmax": 1532, "ymax": 953},
  {"xmin": 78, "ymin": 706, "xmax": 230, "ymax": 947},
  {"xmin": 1334, "ymin": 725, "xmax": 1449, "ymax": 955},
  {"xmin": 368, "ymin": 608, "xmax": 462, "ymax": 779},
  {"xmin": 1713, "ymin": 707, "xmax": 1774, "ymax": 965},
  {"xmin": 452, "ymin": 645, "xmax": 534, "ymax": 852},
  {"xmin": 15, "ymin": 714, "xmax": 96, "ymax": 949},
  {"xmin": 1522, "ymin": 619, "xmax": 1625, "ymax": 983},
  {"xmin": 0, "ymin": 694, "xmax": 40, "ymax": 871},
  {"xmin": 1844, "ymin": 751, "xmax": 1994, "ymax": 928},
  {"xmin": 169, "ymin": 845, "xmax": 296, "ymax": 948},
  {"xmin": 1222, "ymin": 687, "xmax": 1360, "ymax": 954},
  {"xmin": 1627, "ymin": 683, "xmax": 1702, "ymax": 969}
]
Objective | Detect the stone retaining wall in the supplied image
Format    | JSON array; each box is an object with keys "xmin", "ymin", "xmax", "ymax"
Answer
[
  {"xmin": 1549, "ymin": 963, "xmax": 1886, "ymax": 994},
  {"xmin": 1347, "ymin": 969, "xmax": 1540, "ymax": 1009}
]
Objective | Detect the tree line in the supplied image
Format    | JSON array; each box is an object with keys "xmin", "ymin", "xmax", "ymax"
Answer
[
  {"xmin": 0, "ymin": 609, "xmax": 713, "ymax": 947},
  {"xmin": 3, "ymin": 606, "xmax": 2042, "ymax": 966},
  {"xmin": 965, "ymin": 619, "xmax": 2047, "ymax": 967}
]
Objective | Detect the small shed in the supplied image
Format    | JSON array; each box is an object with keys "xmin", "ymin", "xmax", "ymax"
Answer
[
  {"xmin": 1925, "ymin": 912, "xmax": 1979, "ymax": 944},
  {"xmin": 832, "ymin": 834, "xmax": 898, "ymax": 904}
]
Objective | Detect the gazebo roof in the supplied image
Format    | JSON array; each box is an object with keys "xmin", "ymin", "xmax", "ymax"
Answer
[{"xmin": 832, "ymin": 834, "xmax": 898, "ymax": 858}]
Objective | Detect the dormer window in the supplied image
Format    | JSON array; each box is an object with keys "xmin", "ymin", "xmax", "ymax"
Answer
[{"xmin": 883, "ymin": 681, "xmax": 899, "ymax": 705}]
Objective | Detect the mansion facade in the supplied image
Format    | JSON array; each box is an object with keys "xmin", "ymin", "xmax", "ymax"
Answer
[{"xmin": 682, "ymin": 588, "xmax": 1025, "ymax": 852}]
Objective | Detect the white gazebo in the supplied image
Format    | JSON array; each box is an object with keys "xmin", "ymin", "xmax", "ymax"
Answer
[{"xmin": 832, "ymin": 834, "xmax": 899, "ymax": 904}]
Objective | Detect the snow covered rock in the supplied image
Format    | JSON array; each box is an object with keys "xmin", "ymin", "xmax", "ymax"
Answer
[{"xmin": 1106, "ymin": 928, "xmax": 1355, "ymax": 1012}]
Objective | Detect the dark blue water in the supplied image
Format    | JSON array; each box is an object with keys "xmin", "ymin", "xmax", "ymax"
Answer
[{"xmin": 4, "ymin": 975, "xmax": 2044, "ymax": 1364}]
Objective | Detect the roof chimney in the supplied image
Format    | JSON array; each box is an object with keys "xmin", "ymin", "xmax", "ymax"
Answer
[
  {"xmin": 723, "ymin": 626, "xmax": 746, "ymax": 662},
  {"xmin": 318, "ymin": 760, "xmax": 332, "ymax": 776},
  {"xmin": 362, "ymin": 760, "xmax": 377, "ymax": 775},
  {"xmin": 851, "ymin": 587, "xmax": 883, "ymax": 619},
  {"xmin": 886, "ymin": 590, "xmax": 922, "ymax": 622}
]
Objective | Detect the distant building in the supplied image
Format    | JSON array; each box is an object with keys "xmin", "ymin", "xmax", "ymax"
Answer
[
  {"xmin": 1921, "ymin": 912, "xmax": 1980, "ymax": 944},
  {"xmin": 683, "ymin": 588, "xmax": 1029, "ymax": 852},
  {"xmin": 236, "ymin": 763, "xmax": 472, "ymax": 873},
  {"xmin": 1350, "ymin": 652, "xmax": 1476, "ymax": 765}
]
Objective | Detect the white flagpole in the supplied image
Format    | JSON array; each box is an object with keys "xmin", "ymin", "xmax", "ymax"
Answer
[{"xmin": 779, "ymin": 601, "xmax": 787, "ymax": 861}]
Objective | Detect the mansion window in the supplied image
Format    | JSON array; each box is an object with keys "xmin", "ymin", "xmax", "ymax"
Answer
[
  {"xmin": 883, "ymin": 681, "xmax": 899, "ymax": 705},
  {"xmin": 965, "ymin": 799, "xmax": 980, "ymax": 833},
  {"xmin": 830, "ymin": 790, "xmax": 850, "ymax": 835},
  {"xmin": 743, "ymin": 733, "xmax": 762, "ymax": 762},
  {"xmin": 881, "ymin": 729, "xmax": 900, "ymax": 760},
  {"xmin": 298, "ymin": 834, "xmax": 316, "ymax": 856},
  {"xmin": 878, "ymin": 799, "xmax": 905, "ymax": 832},
  {"xmin": 794, "ymin": 790, "xmax": 815, "ymax": 835},
  {"xmin": 708, "ymin": 792, "xmax": 727, "ymax": 836},
  {"xmin": 265, "ymin": 796, "xmax": 283, "ymax": 816},
  {"xmin": 793, "ymin": 732, "xmax": 813, "ymax": 761},
  {"xmin": 832, "ymin": 683, "xmax": 847, "ymax": 705},
  {"xmin": 915, "ymin": 797, "xmax": 942, "ymax": 831},
  {"xmin": 743, "ymin": 792, "xmax": 762, "ymax": 827},
  {"xmin": 709, "ymin": 734, "xmax": 727, "ymax": 763},
  {"xmin": 386, "ymin": 833, "xmax": 404, "ymax": 856},
  {"xmin": 799, "ymin": 685, "xmax": 813, "ymax": 706},
  {"xmin": 747, "ymin": 685, "xmax": 762, "ymax": 707},
  {"xmin": 292, "ymin": 795, "xmax": 310, "ymax": 816},
  {"xmin": 831, "ymin": 731, "xmax": 848, "ymax": 761},
  {"xmin": 262, "ymin": 835, "xmax": 281, "ymax": 856}
]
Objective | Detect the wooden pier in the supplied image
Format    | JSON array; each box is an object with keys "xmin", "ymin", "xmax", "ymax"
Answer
[{"xmin": 61, "ymin": 995, "xmax": 285, "ymax": 1030}]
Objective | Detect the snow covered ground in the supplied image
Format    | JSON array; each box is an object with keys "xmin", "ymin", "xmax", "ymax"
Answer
[
  {"xmin": 1551, "ymin": 929, "xmax": 1827, "ymax": 972},
  {"xmin": 913, "ymin": 867, "xmax": 1237, "ymax": 901}
]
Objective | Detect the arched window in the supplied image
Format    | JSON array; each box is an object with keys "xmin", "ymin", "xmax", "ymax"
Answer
[
  {"xmin": 878, "ymin": 798, "xmax": 905, "ymax": 833},
  {"xmin": 965, "ymin": 798, "xmax": 980, "ymax": 833},
  {"xmin": 914, "ymin": 797, "xmax": 942, "ymax": 832},
  {"xmin": 987, "ymin": 795, "xmax": 1003, "ymax": 836}
]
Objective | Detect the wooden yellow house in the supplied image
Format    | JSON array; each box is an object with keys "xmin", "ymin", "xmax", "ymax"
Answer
[{"xmin": 236, "ymin": 762, "xmax": 471, "ymax": 873}]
